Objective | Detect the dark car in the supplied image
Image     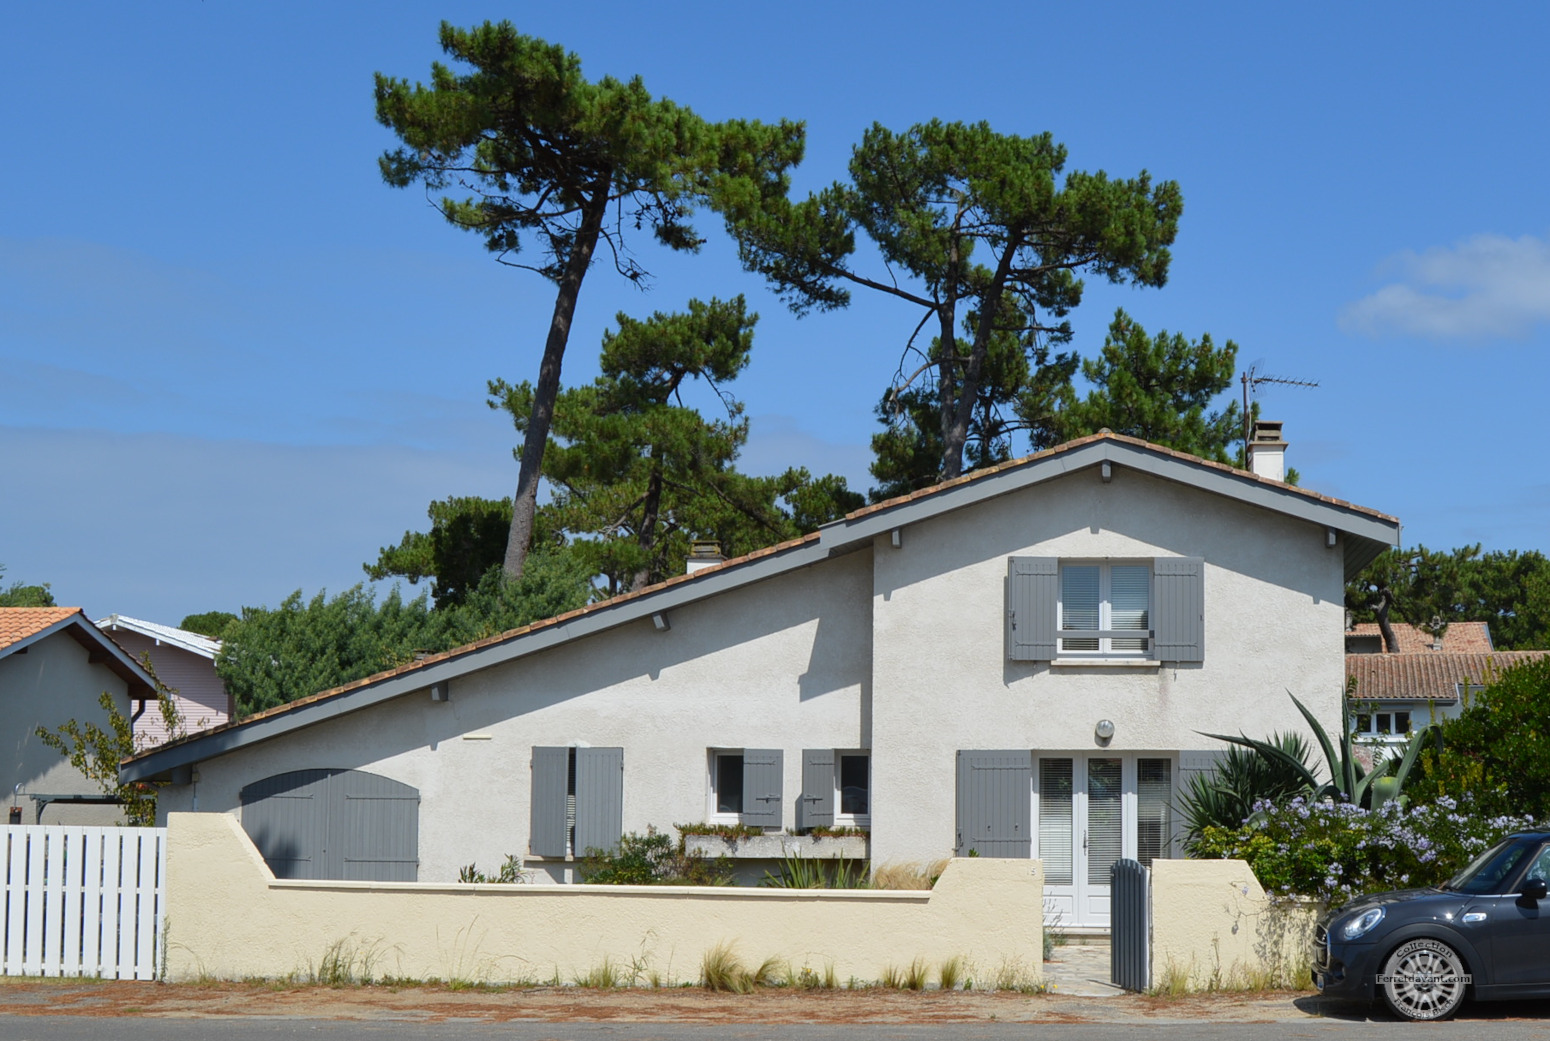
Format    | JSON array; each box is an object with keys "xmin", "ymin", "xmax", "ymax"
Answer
[{"xmin": 1312, "ymin": 831, "xmax": 1550, "ymax": 1020}]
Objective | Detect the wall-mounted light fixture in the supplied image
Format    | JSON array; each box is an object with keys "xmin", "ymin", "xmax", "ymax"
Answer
[
  {"xmin": 1095, "ymin": 719, "xmax": 1115, "ymax": 741},
  {"xmin": 652, "ymin": 612, "xmax": 671, "ymax": 632},
  {"xmin": 430, "ymin": 681, "xmax": 450, "ymax": 702},
  {"xmin": 1100, "ymin": 461, "xmax": 1112, "ymax": 483}
]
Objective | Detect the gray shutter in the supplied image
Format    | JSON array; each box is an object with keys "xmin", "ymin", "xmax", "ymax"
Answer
[
  {"xmin": 530, "ymin": 746, "xmax": 570, "ymax": 857},
  {"xmin": 798, "ymin": 749, "xmax": 835, "ymax": 830},
  {"xmin": 740, "ymin": 748, "xmax": 784, "ymax": 828},
  {"xmin": 955, "ymin": 750, "xmax": 1033, "ymax": 857},
  {"xmin": 1175, "ymin": 749, "xmax": 1227, "ymax": 854},
  {"xmin": 335, "ymin": 771, "xmax": 420, "ymax": 882},
  {"xmin": 1153, "ymin": 557, "xmax": 1205, "ymax": 662},
  {"xmin": 574, "ymin": 747, "xmax": 624, "ymax": 856},
  {"xmin": 241, "ymin": 769, "xmax": 331, "ymax": 880},
  {"xmin": 1008, "ymin": 557, "xmax": 1058, "ymax": 661}
]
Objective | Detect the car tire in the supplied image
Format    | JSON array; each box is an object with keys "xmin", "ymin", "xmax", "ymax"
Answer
[{"xmin": 1380, "ymin": 938, "xmax": 1468, "ymax": 1021}]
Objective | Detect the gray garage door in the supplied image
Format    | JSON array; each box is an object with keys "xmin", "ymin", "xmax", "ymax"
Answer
[{"xmin": 240, "ymin": 768, "xmax": 419, "ymax": 881}]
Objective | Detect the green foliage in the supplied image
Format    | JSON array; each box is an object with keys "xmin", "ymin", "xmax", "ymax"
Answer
[
  {"xmin": 1178, "ymin": 732, "xmax": 1312, "ymax": 851},
  {"xmin": 365, "ymin": 497, "xmax": 515, "ymax": 608},
  {"xmin": 1059, "ymin": 309, "xmax": 1242, "ymax": 462},
  {"xmin": 1418, "ymin": 657, "xmax": 1550, "ymax": 818},
  {"xmin": 1347, "ymin": 544, "xmax": 1550, "ymax": 651},
  {"xmin": 1200, "ymin": 691, "xmax": 1438, "ymax": 811},
  {"xmin": 0, "ymin": 564, "xmax": 55, "ymax": 607},
  {"xmin": 491, "ymin": 297, "xmax": 861, "ymax": 594},
  {"xmin": 34, "ymin": 655, "xmax": 185, "ymax": 826},
  {"xmin": 178, "ymin": 611, "xmax": 238, "ymax": 640},
  {"xmin": 580, "ymin": 829, "xmax": 734, "ymax": 886},
  {"xmin": 375, "ymin": 21, "xmax": 803, "ymax": 581},
  {"xmin": 217, "ymin": 554, "xmax": 589, "ymax": 716},
  {"xmin": 760, "ymin": 852, "xmax": 866, "ymax": 889},
  {"xmin": 1196, "ymin": 795, "xmax": 1537, "ymax": 906},
  {"xmin": 458, "ymin": 855, "xmax": 527, "ymax": 884},
  {"xmin": 727, "ymin": 118, "xmax": 1183, "ymax": 487}
]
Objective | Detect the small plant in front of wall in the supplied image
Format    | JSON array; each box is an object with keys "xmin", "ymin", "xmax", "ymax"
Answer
[
  {"xmin": 458, "ymin": 854, "xmax": 528, "ymax": 884},
  {"xmin": 791, "ymin": 825, "xmax": 867, "ymax": 838},
  {"xmin": 760, "ymin": 851, "xmax": 868, "ymax": 889},
  {"xmin": 674, "ymin": 821, "xmax": 765, "ymax": 842}
]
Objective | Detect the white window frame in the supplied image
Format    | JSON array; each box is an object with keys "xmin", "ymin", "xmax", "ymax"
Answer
[
  {"xmin": 834, "ymin": 750, "xmax": 871, "ymax": 828},
  {"xmin": 1057, "ymin": 561, "xmax": 1153, "ymax": 658},
  {"xmin": 1351, "ymin": 708, "xmax": 1412, "ymax": 746},
  {"xmin": 708, "ymin": 749, "xmax": 745, "ymax": 824}
]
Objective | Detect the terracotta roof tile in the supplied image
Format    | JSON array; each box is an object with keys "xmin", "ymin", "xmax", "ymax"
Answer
[
  {"xmin": 0, "ymin": 607, "xmax": 82, "ymax": 653},
  {"xmin": 1346, "ymin": 621, "xmax": 1494, "ymax": 654},
  {"xmin": 1346, "ymin": 651, "xmax": 1550, "ymax": 702}
]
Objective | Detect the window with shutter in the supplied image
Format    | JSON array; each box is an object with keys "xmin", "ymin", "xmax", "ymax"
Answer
[
  {"xmin": 531, "ymin": 746, "xmax": 623, "ymax": 857},
  {"xmin": 710, "ymin": 748, "xmax": 784, "ymax": 830},
  {"xmin": 1010, "ymin": 555, "xmax": 1204, "ymax": 663}
]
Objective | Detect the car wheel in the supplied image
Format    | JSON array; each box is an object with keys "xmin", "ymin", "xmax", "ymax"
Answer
[{"xmin": 1380, "ymin": 938, "xmax": 1468, "ymax": 1021}]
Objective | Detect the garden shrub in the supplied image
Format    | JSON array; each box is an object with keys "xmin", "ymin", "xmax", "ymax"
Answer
[
  {"xmin": 581, "ymin": 829, "xmax": 734, "ymax": 885},
  {"xmin": 1195, "ymin": 795, "xmax": 1538, "ymax": 906}
]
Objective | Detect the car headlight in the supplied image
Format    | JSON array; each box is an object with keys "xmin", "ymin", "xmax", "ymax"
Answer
[{"xmin": 1341, "ymin": 906, "xmax": 1385, "ymax": 941}]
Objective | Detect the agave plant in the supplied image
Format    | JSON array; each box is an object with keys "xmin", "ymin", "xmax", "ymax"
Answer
[
  {"xmin": 1178, "ymin": 731, "xmax": 1313, "ymax": 851},
  {"xmin": 1198, "ymin": 690, "xmax": 1438, "ymax": 812}
]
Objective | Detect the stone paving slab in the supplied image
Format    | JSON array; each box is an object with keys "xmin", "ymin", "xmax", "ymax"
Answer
[{"xmin": 1043, "ymin": 944, "xmax": 1126, "ymax": 997}]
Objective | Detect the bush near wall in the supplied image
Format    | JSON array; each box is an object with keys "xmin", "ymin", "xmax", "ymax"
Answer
[{"xmin": 1195, "ymin": 796, "xmax": 1537, "ymax": 907}]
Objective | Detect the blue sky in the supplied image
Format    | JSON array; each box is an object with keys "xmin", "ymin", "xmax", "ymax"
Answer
[{"xmin": 3, "ymin": 2, "xmax": 1547, "ymax": 623}]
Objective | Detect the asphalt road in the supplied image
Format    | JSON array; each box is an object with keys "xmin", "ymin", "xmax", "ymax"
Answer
[{"xmin": 3, "ymin": 1022, "xmax": 1550, "ymax": 1041}]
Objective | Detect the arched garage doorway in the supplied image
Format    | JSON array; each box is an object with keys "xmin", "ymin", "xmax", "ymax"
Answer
[{"xmin": 240, "ymin": 768, "xmax": 420, "ymax": 881}]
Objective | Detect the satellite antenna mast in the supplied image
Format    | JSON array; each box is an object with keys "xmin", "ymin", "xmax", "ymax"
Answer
[{"xmin": 1241, "ymin": 365, "xmax": 1319, "ymax": 465}]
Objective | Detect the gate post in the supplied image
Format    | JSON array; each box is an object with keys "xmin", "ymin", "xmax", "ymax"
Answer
[{"xmin": 1109, "ymin": 858, "xmax": 1151, "ymax": 991}]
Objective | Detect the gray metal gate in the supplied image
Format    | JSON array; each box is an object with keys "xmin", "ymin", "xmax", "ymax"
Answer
[
  {"xmin": 1110, "ymin": 857, "xmax": 1150, "ymax": 991},
  {"xmin": 240, "ymin": 769, "xmax": 419, "ymax": 881}
]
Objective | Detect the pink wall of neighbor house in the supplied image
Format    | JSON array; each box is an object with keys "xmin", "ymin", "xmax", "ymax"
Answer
[{"xmin": 109, "ymin": 629, "xmax": 230, "ymax": 747}]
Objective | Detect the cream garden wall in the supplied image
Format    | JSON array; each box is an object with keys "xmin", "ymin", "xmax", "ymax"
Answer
[{"xmin": 163, "ymin": 813, "xmax": 1045, "ymax": 986}]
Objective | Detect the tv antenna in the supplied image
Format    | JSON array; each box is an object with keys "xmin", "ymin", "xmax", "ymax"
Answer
[{"xmin": 1241, "ymin": 364, "xmax": 1319, "ymax": 463}]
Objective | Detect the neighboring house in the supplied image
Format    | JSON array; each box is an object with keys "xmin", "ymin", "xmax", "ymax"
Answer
[
  {"xmin": 1345, "ymin": 620, "xmax": 1495, "ymax": 655},
  {"xmin": 0, "ymin": 607, "xmax": 156, "ymax": 824},
  {"xmin": 95, "ymin": 614, "xmax": 231, "ymax": 746},
  {"xmin": 1346, "ymin": 622, "xmax": 1549, "ymax": 750},
  {"xmin": 122, "ymin": 433, "xmax": 1400, "ymax": 928}
]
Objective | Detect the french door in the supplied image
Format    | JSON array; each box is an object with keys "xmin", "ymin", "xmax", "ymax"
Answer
[{"xmin": 1036, "ymin": 755, "xmax": 1171, "ymax": 927}]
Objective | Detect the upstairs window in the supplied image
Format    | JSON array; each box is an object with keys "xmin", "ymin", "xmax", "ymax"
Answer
[
  {"xmin": 1008, "ymin": 556, "xmax": 1203, "ymax": 664},
  {"xmin": 1059, "ymin": 563, "xmax": 1152, "ymax": 656}
]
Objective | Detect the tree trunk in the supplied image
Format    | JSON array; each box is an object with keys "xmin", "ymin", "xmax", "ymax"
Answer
[
  {"xmin": 502, "ymin": 182, "xmax": 611, "ymax": 581},
  {"xmin": 1374, "ymin": 588, "xmax": 1400, "ymax": 653},
  {"xmin": 630, "ymin": 452, "xmax": 665, "ymax": 593},
  {"xmin": 942, "ymin": 237, "xmax": 1018, "ymax": 481}
]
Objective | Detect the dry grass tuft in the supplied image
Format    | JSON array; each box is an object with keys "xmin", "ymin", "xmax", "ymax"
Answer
[{"xmin": 869, "ymin": 858, "xmax": 950, "ymax": 890}]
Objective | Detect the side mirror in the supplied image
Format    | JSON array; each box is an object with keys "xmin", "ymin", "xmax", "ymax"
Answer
[{"xmin": 1522, "ymin": 878, "xmax": 1548, "ymax": 901}]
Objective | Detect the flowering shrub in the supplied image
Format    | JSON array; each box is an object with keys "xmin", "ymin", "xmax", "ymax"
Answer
[{"xmin": 1194, "ymin": 795, "xmax": 1538, "ymax": 907}]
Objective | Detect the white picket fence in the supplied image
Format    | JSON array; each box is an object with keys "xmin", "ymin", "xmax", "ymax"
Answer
[{"xmin": 2, "ymin": 826, "xmax": 166, "ymax": 979}]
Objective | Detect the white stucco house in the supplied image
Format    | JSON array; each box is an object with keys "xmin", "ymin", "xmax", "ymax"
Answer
[
  {"xmin": 1, "ymin": 607, "xmax": 158, "ymax": 824},
  {"xmin": 122, "ymin": 433, "xmax": 1400, "ymax": 927}
]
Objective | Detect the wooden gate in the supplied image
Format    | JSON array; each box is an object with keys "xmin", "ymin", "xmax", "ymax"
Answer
[
  {"xmin": 2, "ymin": 826, "xmax": 165, "ymax": 979},
  {"xmin": 1109, "ymin": 857, "xmax": 1150, "ymax": 991}
]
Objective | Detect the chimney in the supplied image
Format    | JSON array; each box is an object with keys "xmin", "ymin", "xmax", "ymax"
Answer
[
  {"xmin": 685, "ymin": 539, "xmax": 725, "ymax": 574},
  {"xmin": 1247, "ymin": 420, "xmax": 1287, "ymax": 481}
]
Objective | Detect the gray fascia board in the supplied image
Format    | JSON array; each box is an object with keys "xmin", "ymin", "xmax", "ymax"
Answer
[
  {"xmin": 121, "ymin": 536, "xmax": 838, "ymax": 784},
  {"xmin": 821, "ymin": 440, "xmax": 1401, "ymax": 551},
  {"xmin": 3, "ymin": 616, "xmax": 157, "ymax": 695}
]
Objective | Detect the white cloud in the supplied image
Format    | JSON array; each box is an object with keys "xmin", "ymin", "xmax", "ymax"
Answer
[{"xmin": 1339, "ymin": 232, "xmax": 1550, "ymax": 340}]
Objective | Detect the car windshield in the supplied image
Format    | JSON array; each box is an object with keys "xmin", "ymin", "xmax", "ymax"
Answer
[{"xmin": 1443, "ymin": 837, "xmax": 1539, "ymax": 893}]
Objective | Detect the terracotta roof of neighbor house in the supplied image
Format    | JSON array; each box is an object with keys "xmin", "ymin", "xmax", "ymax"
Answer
[
  {"xmin": 1347, "ymin": 650, "xmax": 1550, "ymax": 702},
  {"xmin": 0, "ymin": 607, "xmax": 157, "ymax": 699},
  {"xmin": 1347, "ymin": 621, "xmax": 1495, "ymax": 653},
  {"xmin": 124, "ymin": 432, "xmax": 1404, "ymax": 780},
  {"xmin": 0, "ymin": 607, "xmax": 79, "ymax": 652}
]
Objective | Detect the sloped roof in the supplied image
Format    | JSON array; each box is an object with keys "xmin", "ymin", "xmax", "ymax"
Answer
[
  {"xmin": 123, "ymin": 432, "xmax": 1402, "ymax": 783},
  {"xmin": 1347, "ymin": 650, "xmax": 1550, "ymax": 702},
  {"xmin": 0, "ymin": 607, "xmax": 79, "ymax": 652},
  {"xmin": 0, "ymin": 607, "xmax": 157, "ymax": 699},
  {"xmin": 95, "ymin": 614, "xmax": 221, "ymax": 659},
  {"xmin": 1346, "ymin": 621, "xmax": 1494, "ymax": 654}
]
